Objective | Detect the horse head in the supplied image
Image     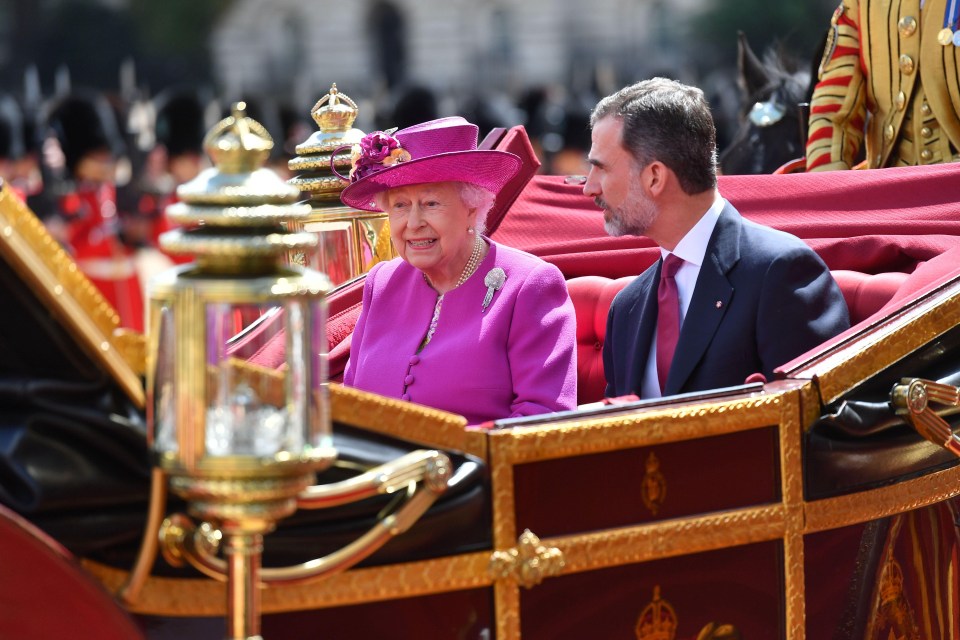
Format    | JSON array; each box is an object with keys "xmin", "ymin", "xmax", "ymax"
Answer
[{"xmin": 718, "ymin": 33, "xmax": 811, "ymax": 175}]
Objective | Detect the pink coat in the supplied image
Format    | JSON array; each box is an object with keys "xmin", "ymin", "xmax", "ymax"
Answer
[{"xmin": 344, "ymin": 241, "xmax": 577, "ymax": 425}]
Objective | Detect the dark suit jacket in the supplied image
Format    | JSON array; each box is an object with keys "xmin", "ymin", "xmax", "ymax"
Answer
[{"xmin": 603, "ymin": 201, "xmax": 850, "ymax": 398}]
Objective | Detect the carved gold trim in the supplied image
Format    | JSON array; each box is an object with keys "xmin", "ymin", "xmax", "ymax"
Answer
[
  {"xmin": 490, "ymin": 442, "xmax": 521, "ymax": 639},
  {"xmin": 495, "ymin": 582, "xmax": 521, "ymax": 640},
  {"xmin": 488, "ymin": 393, "xmax": 784, "ymax": 465},
  {"xmin": 85, "ymin": 550, "xmax": 493, "ymax": 616},
  {"xmin": 330, "ymin": 383, "xmax": 484, "ymax": 457},
  {"xmin": 287, "ymin": 152, "xmax": 352, "ymax": 173},
  {"xmin": 778, "ymin": 391, "xmax": 806, "ymax": 638},
  {"xmin": 804, "ymin": 463, "xmax": 960, "ymax": 533},
  {"xmin": 287, "ymin": 175, "xmax": 350, "ymax": 195},
  {"xmin": 789, "ymin": 279, "xmax": 960, "ymax": 404},
  {"xmin": 0, "ymin": 184, "xmax": 144, "ymax": 407},
  {"xmin": 543, "ymin": 505, "xmax": 786, "ymax": 575}
]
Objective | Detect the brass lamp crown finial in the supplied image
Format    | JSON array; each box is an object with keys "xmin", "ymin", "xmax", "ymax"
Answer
[
  {"xmin": 311, "ymin": 83, "xmax": 359, "ymax": 132},
  {"xmin": 290, "ymin": 83, "xmax": 366, "ymax": 203},
  {"xmin": 162, "ymin": 105, "xmax": 314, "ymax": 273},
  {"xmin": 204, "ymin": 102, "xmax": 274, "ymax": 175}
]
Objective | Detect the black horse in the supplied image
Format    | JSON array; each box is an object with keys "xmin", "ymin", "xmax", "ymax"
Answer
[{"xmin": 718, "ymin": 33, "xmax": 816, "ymax": 175}]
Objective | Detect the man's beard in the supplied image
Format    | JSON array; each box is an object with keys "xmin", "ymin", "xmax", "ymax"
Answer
[{"xmin": 598, "ymin": 181, "xmax": 657, "ymax": 237}]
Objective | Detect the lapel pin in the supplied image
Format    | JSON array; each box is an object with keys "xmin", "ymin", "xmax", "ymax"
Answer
[{"xmin": 715, "ymin": 300, "xmax": 723, "ymax": 309}]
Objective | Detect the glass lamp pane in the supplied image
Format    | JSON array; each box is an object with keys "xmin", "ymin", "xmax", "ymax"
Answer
[
  {"xmin": 206, "ymin": 302, "xmax": 303, "ymax": 457},
  {"xmin": 153, "ymin": 304, "xmax": 178, "ymax": 454},
  {"xmin": 307, "ymin": 296, "xmax": 331, "ymax": 452}
]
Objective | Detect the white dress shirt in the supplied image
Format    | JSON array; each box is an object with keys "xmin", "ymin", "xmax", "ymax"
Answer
[{"xmin": 640, "ymin": 195, "xmax": 724, "ymax": 399}]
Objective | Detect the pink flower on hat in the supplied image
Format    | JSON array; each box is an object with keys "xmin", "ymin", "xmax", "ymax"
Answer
[
  {"xmin": 336, "ymin": 117, "xmax": 522, "ymax": 212},
  {"xmin": 349, "ymin": 130, "xmax": 411, "ymax": 181}
]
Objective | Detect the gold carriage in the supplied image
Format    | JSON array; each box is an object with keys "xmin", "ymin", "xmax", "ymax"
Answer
[{"xmin": 1, "ymin": 88, "xmax": 960, "ymax": 640}]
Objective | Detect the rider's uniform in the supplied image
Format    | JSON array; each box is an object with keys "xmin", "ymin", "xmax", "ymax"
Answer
[{"xmin": 806, "ymin": 0, "xmax": 960, "ymax": 170}]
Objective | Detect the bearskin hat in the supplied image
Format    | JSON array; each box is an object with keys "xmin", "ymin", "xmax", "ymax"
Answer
[
  {"xmin": 0, "ymin": 94, "xmax": 25, "ymax": 161},
  {"xmin": 42, "ymin": 90, "xmax": 124, "ymax": 177},
  {"xmin": 154, "ymin": 87, "xmax": 218, "ymax": 158}
]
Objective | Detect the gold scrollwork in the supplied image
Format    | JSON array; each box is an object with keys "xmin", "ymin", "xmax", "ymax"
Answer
[
  {"xmin": 489, "ymin": 529, "xmax": 565, "ymax": 589},
  {"xmin": 642, "ymin": 452, "xmax": 667, "ymax": 515}
]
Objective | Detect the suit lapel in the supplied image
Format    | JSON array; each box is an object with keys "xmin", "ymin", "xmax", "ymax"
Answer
[
  {"xmin": 664, "ymin": 203, "xmax": 742, "ymax": 395},
  {"xmin": 625, "ymin": 266, "xmax": 659, "ymax": 395}
]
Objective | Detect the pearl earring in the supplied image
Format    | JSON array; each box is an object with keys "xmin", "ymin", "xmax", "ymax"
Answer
[{"xmin": 468, "ymin": 228, "xmax": 475, "ymax": 235}]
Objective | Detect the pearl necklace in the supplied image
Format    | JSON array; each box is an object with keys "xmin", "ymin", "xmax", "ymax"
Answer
[
  {"xmin": 419, "ymin": 236, "xmax": 485, "ymax": 351},
  {"xmin": 422, "ymin": 235, "xmax": 484, "ymax": 291}
]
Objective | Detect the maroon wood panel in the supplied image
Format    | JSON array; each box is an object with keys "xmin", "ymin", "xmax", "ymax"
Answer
[
  {"xmin": 520, "ymin": 541, "xmax": 784, "ymax": 639},
  {"xmin": 513, "ymin": 427, "xmax": 780, "ymax": 537}
]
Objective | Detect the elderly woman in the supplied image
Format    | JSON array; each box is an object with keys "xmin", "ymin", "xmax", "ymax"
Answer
[{"xmin": 337, "ymin": 117, "xmax": 577, "ymax": 425}]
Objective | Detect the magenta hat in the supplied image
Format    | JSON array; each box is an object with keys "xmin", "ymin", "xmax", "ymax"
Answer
[{"xmin": 336, "ymin": 116, "xmax": 521, "ymax": 212}]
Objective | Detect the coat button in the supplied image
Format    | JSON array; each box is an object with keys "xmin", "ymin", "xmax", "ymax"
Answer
[
  {"xmin": 884, "ymin": 124, "xmax": 895, "ymax": 141},
  {"xmin": 404, "ymin": 374, "xmax": 415, "ymax": 386},
  {"xmin": 897, "ymin": 16, "xmax": 917, "ymax": 37},
  {"xmin": 401, "ymin": 393, "xmax": 411, "ymax": 401},
  {"xmin": 895, "ymin": 91, "xmax": 906, "ymax": 110},
  {"xmin": 921, "ymin": 101, "xmax": 932, "ymax": 116},
  {"xmin": 921, "ymin": 126, "xmax": 933, "ymax": 138},
  {"xmin": 921, "ymin": 149, "xmax": 933, "ymax": 161},
  {"xmin": 899, "ymin": 54, "xmax": 915, "ymax": 74},
  {"xmin": 409, "ymin": 355, "xmax": 420, "ymax": 365}
]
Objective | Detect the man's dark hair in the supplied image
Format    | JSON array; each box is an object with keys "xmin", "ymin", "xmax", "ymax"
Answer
[{"xmin": 591, "ymin": 77, "xmax": 717, "ymax": 194}]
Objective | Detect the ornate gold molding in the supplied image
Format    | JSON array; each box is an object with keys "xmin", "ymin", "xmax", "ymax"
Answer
[
  {"xmin": 778, "ymin": 392, "xmax": 806, "ymax": 638},
  {"xmin": 85, "ymin": 549, "xmax": 494, "ymax": 616},
  {"xmin": 790, "ymin": 279, "xmax": 960, "ymax": 404},
  {"xmin": 489, "ymin": 394, "xmax": 783, "ymax": 465},
  {"xmin": 804, "ymin": 463, "xmax": 960, "ymax": 533},
  {"xmin": 541, "ymin": 505, "xmax": 786, "ymax": 576},
  {"xmin": 330, "ymin": 383, "xmax": 484, "ymax": 457}
]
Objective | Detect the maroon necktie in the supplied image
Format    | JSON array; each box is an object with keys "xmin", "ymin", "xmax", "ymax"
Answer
[{"xmin": 656, "ymin": 254, "xmax": 683, "ymax": 394}]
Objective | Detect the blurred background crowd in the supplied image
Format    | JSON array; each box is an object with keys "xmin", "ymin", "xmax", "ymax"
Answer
[{"xmin": 0, "ymin": 0, "xmax": 839, "ymax": 330}]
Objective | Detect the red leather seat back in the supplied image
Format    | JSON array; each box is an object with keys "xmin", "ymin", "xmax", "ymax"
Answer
[
  {"xmin": 0, "ymin": 504, "xmax": 144, "ymax": 640},
  {"xmin": 830, "ymin": 270, "xmax": 910, "ymax": 324},
  {"xmin": 567, "ymin": 269, "xmax": 911, "ymax": 405},
  {"xmin": 567, "ymin": 276, "xmax": 633, "ymax": 404}
]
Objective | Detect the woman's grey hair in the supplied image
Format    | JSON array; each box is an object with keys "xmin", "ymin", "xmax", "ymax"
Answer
[
  {"xmin": 591, "ymin": 77, "xmax": 717, "ymax": 194},
  {"xmin": 373, "ymin": 182, "xmax": 496, "ymax": 233}
]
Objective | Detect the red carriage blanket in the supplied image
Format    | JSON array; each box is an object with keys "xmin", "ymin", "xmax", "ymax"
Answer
[{"xmin": 494, "ymin": 162, "xmax": 960, "ymax": 278}]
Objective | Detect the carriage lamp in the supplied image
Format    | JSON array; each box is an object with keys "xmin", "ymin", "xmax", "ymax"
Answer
[
  {"xmin": 145, "ymin": 104, "xmax": 451, "ymax": 640},
  {"xmin": 147, "ymin": 104, "xmax": 331, "ymax": 639},
  {"xmin": 287, "ymin": 83, "xmax": 396, "ymax": 284}
]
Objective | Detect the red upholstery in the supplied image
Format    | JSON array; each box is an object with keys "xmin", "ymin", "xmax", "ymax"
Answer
[
  {"xmin": 567, "ymin": 269, "xmax": 912, "ymax": 405},
  {"xmin": 830, "ymin": 270, "xmax": 909, "ymax": 324},
  {"xmin": 0, "ymin": 504, "xmax": 145, "ymax": 639},
  {"xmin": 567, "ymin": 276, "xmax": 633, "ymax": 404}
]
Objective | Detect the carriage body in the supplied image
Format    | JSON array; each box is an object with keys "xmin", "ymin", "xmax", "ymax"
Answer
[{"xmin": 1, "ymin": 128, "xmax": 960, "ymax": 639}]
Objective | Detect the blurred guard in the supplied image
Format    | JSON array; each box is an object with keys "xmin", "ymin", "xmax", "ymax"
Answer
[
  {"xmin": 136, "ymin": 88, "xmax": 215, "ymax": 257},
  {"xmin": 41, "ymin": 91, "xmax": 144, "ymax": 331},
  {"xmin": 806, "ymin": 0, "xmax": 960, "ymax": 170},
  {"xmin": 0, "ymin": 94, "xmax": 26, "ymax": 200}
]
